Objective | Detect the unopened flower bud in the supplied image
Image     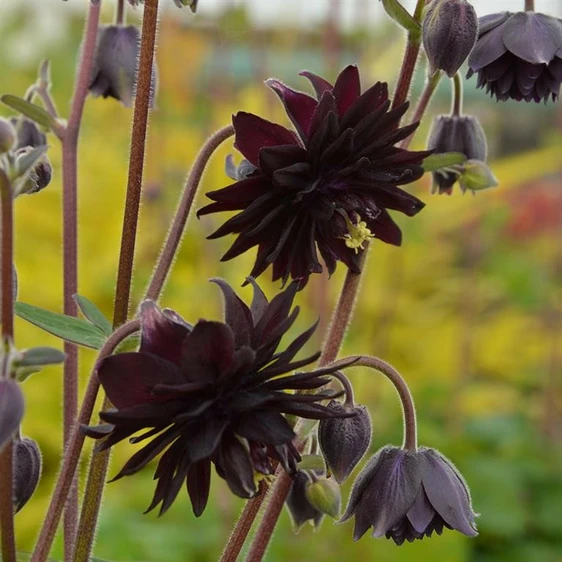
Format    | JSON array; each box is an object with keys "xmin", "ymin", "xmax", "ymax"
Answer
[
  {"xmin": 286, "ymin": 471, "xmax": 324, "ymax": 531},
  {"xmin": 12, "ymin": 437, "xmax": 42, "ymax": 513},
  {"xmin": 0, "ymin": 378, "xmax": 24, "ymax": 451},
  {"xmin": 0, "ymin": 118, "xmax": 16, "ymax": 154},
  {"xmin": 89, "ymin": 25, "xmax": 157, "ymax": 108},
  {"xmin": 9, "ymin": 117, "xmax": 47, "ymax": 150},
  {"xmin": 458, "ymin": 159, "xmax": 498, "ymax": 193},
  {"xmin": 423, "ymin": 0, "xmax": 478, "ymax": 77},
  {"xmin": 319, "ymin": 400, "xmax": 371, "ymax": 484},
  {"xmin": 305, "ymin": 477, "xmax": 341, "ymax": 519},
  {"xmin": 427, "ymin": 114, "xmax": 487, "ymax": 194},
  {"xmin": 14, "ymin": 147, "xmax": 52, "ymax": 195}
]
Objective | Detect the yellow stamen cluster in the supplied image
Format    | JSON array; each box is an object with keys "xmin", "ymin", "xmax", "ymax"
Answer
[{"xmin": 341, "ymin": 213, "xmax": 375, "ymax": 253}]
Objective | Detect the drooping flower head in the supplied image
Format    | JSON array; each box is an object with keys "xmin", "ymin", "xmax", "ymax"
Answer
[
  {"xmin": 198, "ymin": 66, "xmax": 428, "ymax": 286},
  {"xmin": 467, "ymin": 12, "xmax": 562, "ymax": 103},
  {"xmin": 340, "ymin": 445, "xmax": 478, "ymax": 544},
  {"xmin": 84, "ymin": 279, "xmax": 351, "ymax": 516}
]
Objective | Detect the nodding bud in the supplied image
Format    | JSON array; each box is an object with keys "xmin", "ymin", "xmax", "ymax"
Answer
[
  {"xmin": 14, "ymin": 147, "xmax": 52, "ymax": 195},
  {"xmin": 286, "ymin": 471, "xmax": 324, "ymax": 532},
  {"xmin": 0, "ymin": 118, "xmax": 16, "ymax": 155},
  {"xmin": 89, "ymin": 25, "xmax": 157, "ymax": 108},
  {"xmin": 9, "ymin": 118, "xmax": 47, "ymax": 150},
  {"xmin": 423, "ymin": 0, "xmax": 478, "ymax": 77},
  {"xmin": 12, "ymin": 437, "xmax": 42, "ymax": 513},
  {"xmin": 305, "ymin": 477, "xmax": 341, "ymax": 519},
  {"xmin": 319, "ymin": 400, "xmax": 372, "ymax": 484},
  {"xmin": 0, "ymin": 379, "xmax": 25, "ymax": 451},
  {"xmin": 427, "ymin": 114, "xmax": 487, "ymax": 194}
]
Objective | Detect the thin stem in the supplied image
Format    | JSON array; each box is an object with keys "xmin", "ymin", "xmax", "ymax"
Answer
[
  {"xmin": 0, "ymin": 170, "xmax": 15, "ymax": 562},
  {"xmin": 30, "ymin": 320, "xmax": 140, "ymax": 562},
  {"xmin": 452, "ymin": 72, "xmax": 463, "ymax": 117},
  {"xmin": 145, "ymin": 125, "xmax": 234, "ymax": 300},
  {"xmin": 115, "ymin": 0, "xmax": 126, "ymax": 24},
  {"xmin": 219, "ymin": 481, "xmax": 268, "ymax": 562},
  {"xmin": 524, "ymin": 0, "xmax": 534, "ymax": 11},
  {"xmin": 74, "ymin": 3, "xmax": 159, "ymax": 561},
  {"xmin": 113, "ymin": 0, "xmax": 159, "ymax": 328},
  {"xmin": 400, "ymin": 71, "xmax": 442, "ymax": 150},
  {"xmin": 61, "ymin": 2, "xmax": 101, "ymax": 557}
]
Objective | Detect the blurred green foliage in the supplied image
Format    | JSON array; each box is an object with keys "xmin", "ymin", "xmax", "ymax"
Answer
[{"xmin": 1, "ymin": 2, "xmax": 561, "ymax": 562}]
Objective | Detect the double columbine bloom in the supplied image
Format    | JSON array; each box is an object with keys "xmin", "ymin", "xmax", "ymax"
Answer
[
  {"xmin": 341, "ymin": 446, "xmax": 478, "ymax": 544},
  {"xmin": 467, "ymin": 11, "xmax": 562, "ymax": 103},
  {"xmin": 198, "ymin": 65, "xmax": 427, "ymax": 286},
  {"xmin": 85, "ymin": 279, "xmax": 349, "ymax": 516}
]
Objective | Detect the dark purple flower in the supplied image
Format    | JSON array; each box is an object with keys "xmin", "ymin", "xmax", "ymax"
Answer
[
  {"xmin": 340, "ymin": 446, "xmax": 477, "ymax": 544},
  {"xmin": 198, "ymin": 65, "xmax": 428, "ymax": 286},
  {"xmin": 84, "ymin": 279, "xmax": 350, "ymax": 516},
  {"xmin": 467, "ymin": 12, "xmax": 562, "ymax": 103},
  {"xmin": 12, "ymin": 436, "xmax": 42, "ymax": 513},
  {"xmin": 426, "ymin": 115, "xmax": 487, "ymax": 194},
  {"xmin": 89, "ymin": 25, "xmax": 157, "ymax": 107}
]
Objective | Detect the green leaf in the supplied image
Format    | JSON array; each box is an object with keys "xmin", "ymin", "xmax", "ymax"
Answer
[
  {"xmin": 422, "ymin": 151, "xmax": 467, "ymax": 172},
  {"xmin": 14, "ymin": 302, "xmax": 107, "ymax": 350},
  {"xmin": 73, "ymin": 294, "xmax": 113, "ymax": 336},
  {"xmin": 381, "ymin": 0, "xmax": 421, "ymax": 36},
  {"xmin": 18, "ymin": 346, "xmax": 66, "ymax": 367},
  {"xmin": 1, "ymin": 95, "xmax": 54, "ymax": 130}
]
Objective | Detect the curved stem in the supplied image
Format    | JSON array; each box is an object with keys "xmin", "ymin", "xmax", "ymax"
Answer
[
  {"xmin": 145, "ymin": 125, "xmax": 234, "ymax": 301},
  {"xmin": 0, "ymin": 171, "xmax": 15, "ymax": 562},
  {"xmin": 524, "ymin": 0, "xmax": 534, "ymax": 11},
  {"xmin": 74, "ymin": 2, "xmax": 159, "ymax": 561},
  {"xmin": 452, "ymin": 72, "xmax": 463, "ymax": 117},
  {"xmin": 60, "ymin": 3, "xmax": 101, "ymax": 558},
  {"xmin": 30, "ymin": 320, "xmax": 140, "ymax": 562},
  {"xmin": 399, "ymin": 71, "xmax": 442, "ymax": 150}
]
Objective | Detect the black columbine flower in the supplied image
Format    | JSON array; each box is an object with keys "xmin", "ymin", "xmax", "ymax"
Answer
[
  {"xmin": 340, "ymin": 446, "xmax": 477, "ymax": 544},
  {"xmin": 467, "ymin": 12, "xmax": 562, "ymax": 103},
  {"xmin": 198, "ymin": 65, "xmax": 428, "ymax": 286},
  {"xmin": 84, "ymin": 279, "xmax": 350, "ymax": 516}
]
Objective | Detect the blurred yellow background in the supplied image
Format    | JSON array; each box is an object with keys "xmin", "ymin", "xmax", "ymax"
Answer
[{"xmin": 1, "ymin": 1, "xmax": 561, "ymax": 561}]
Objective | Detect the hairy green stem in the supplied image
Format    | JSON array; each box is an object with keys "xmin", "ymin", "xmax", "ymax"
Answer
[
  {"xmin": 145, "ymin": 125, "xmax": 234, "ymax": 300},
  {"xmin": 73, "ymin": 2, "xmax": 159, "ymax": 561},
  {"xmin": 400, "ymin": 70, "xmax": 442, "ymax": 150},
  {"xmin": 452, "ymin": 72, "xmax": 463, "ymax": 116},
  {"xmin": 30, "ymin": 320, "xmax": 140, "ymax": 562},
  {"xmin": 0, "ymin": 170, "xmax": 15, "ymax": 562},
  {"xmin": 59, "ymin": 2, "xmax": 102, "ymax": 558}
]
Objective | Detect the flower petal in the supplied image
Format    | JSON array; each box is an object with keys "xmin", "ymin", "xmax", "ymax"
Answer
[
  {"xmin": 503, "ymin": 12, "xmax": 562, "ymax": 65},
  {"xmin": 468, "ymin": 22, "xmax": 508, "ymax": 71},
  {"xmin": 234, "ymin": 411, "xmax": 295, "ymax": 445},
  {"xmin": 98, "ymin": 352, "xmax": 185, "ymax": 409},
  {"xmin": 332, "ymin": 65, "xmax": 361, "ymax": 116},
  {"xmin": 0, "ymin": 379, "xmax": 24, "ymax": 449},
  {"xmin": 266, "ymin": 79, "xmax": 318, "ymax": 141},
  {"xmin": 478, "ymin": 11, "xmax": 511, "ymax": 35},
  {"xmin": 406, "ymin": 488, "xmax": 436, "ymax": 534},
  {"xmin": 233, "ymin": 112, "xmax": 298, "ymax": 166},
  {"xmin": 186, "ymin": 459, "xmax": 211, "ymax": 517},
  {"xmin": 181, "ymin": 321, "xmax": 236, "ymax": 382},
  {"xmin": 139, "ymin": 301, "xmax": 191, "ymax": 366},
  {"xmin": 420, "ymin": 448, "xmax": 478, "ymax": 537},
  {"xmin": 299, "ymin": 70, "xmax": 333, "ymax": 99},
  {"xmin": 219, "ymin": 432, "xmax": 257, "ymax": 498}
]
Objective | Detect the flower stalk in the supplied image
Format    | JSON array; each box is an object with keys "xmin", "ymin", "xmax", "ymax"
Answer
[
  {"xmin": 58, "ymin": 2, "xmax": 102, "ymax": 557},
  {"xmin": 74, "ymin": 1, "xmax": 159, "ymax": 560},
  {"xmin": 452, "ymin": 72, "xmax": 463, "ymax": 116},
  {"xmin": 0, "ymin": 170, "xmax": 15, "ymax": 562},
  {"xmin": 525, "ymin": 0, "xmax": 534, "ymax": 10}
]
